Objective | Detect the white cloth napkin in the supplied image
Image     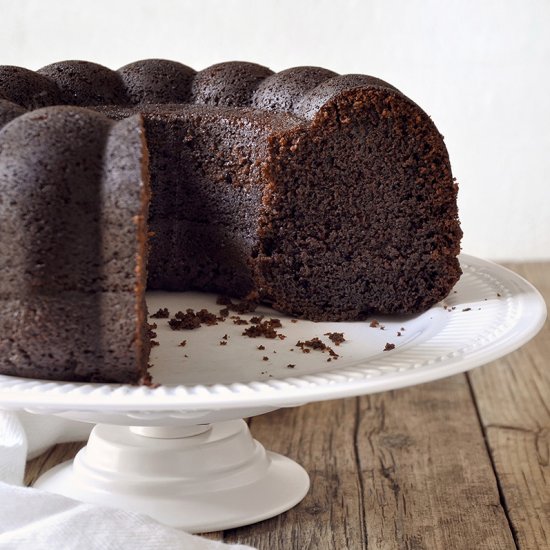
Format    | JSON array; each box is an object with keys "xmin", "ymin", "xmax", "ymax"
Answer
[{"xmin": 0, "ymin": 411, "xmax": 255, "ymax": 550}]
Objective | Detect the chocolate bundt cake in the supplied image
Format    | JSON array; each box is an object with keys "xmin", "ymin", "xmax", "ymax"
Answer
[{"xmin": 0, "ymin": 60, "xmax": 462, "ymax": 384}]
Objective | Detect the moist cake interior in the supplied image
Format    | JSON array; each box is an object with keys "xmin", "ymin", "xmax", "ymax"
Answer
[{"xmin": 99, "ymin": 90, "xmax": 459, "ymax": 323}]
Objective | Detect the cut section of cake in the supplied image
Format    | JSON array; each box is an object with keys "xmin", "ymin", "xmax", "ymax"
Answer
[{"xmin": 0, "ymin": 60, "xmax": 462, "ymax": 383}]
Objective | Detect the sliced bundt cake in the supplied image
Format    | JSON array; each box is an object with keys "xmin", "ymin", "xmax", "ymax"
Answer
[{"xmin": 0, "ymin": 60, "xmax": 462, "ymax": 383}]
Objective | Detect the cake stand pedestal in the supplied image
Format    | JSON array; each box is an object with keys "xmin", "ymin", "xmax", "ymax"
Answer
[
  {"xmin": 0, "ymin": 255, "xmax": 546, "ymax": 533},
  {"xmin": 34, "ymin": 420, "xmax": 309, "ymax": 533}
]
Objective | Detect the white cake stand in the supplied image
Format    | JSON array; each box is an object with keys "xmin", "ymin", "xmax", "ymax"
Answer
[{"xmin": 0, "ymin": 255, "xmax": 546, "ymax": 533}]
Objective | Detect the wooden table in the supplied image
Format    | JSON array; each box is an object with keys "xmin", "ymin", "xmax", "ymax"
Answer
[{"xmin": 26, "ymin": 263, "xmax": 549, "ymax": 549}]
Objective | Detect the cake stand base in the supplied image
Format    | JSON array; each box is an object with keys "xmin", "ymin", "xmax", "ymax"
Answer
[{"xmin": 34, "ymin": 419, "xmax": 310, "ymax": 533}]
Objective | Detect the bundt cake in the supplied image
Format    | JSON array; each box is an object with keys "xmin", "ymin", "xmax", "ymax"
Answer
[{"xmin": 0, "ymin": 59, "xmax": 462, "ymax": 384}]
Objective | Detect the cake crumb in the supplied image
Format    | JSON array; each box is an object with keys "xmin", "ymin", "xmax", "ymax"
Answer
[
  {"xmin": 462, "ymin": 307, "xmax": 472, "ymax": 312},
  {"xmin": 369, "ymin": 319, "xmax": 380, "ymax": 328},
  {"xmin": 138, "ymin": 372, "xmax": 160, "ymax": 388},
  {"xmin": 218, "ymin": 307, "xmax": 230, "ymax": 318},
  {"xmin": 196, "ymin": 309, "xmax": 218, "ymax": 326},
  {"xmin": 219, "ymin": 340, "xmax": 227, "ymax": 346},
  {"xmin": 287, "ymin": 364, "xmax": 295, "ymax": 369},
  {"xmin": 242, "ymin": 318, "xmax": 281, "ymax": 339},
  {"xmin": 178, "ymin": 340, "xmax": 187, "ymax": 347},
  {"xmin": 262, "ymin": 356, "xmax": 269, "ymax": 361},
  {"xmin": 324, "ymin": 332, "xmax": 345, "ymax": 346},
  {"xmin": 383, "ymin": 342, "xmax": 395, "ymax": 351},
  {"xmin": 150, "ymin": 308, "xmax": 169, "ymax": 319},
  {"xmin": 147, "ymin": 324, "xmax": 157, "ymax": 340},
  {"xmin": 291, "ymin": 319, "xmax": 298, "ymax": 323},
  {"xmin": 169, "ymin": 309, "xmax": 201, "ymax": 330},
  {"xmin": 165, "ymin": 307, "xmax": 218, "ymax": 328},
  {"xmin": 257, "ymin": 345, "xmax": 265, "ymax": 350},
  {"xmin": 296, "ymin": 338, "xmax": 339, "ymax": 358}
]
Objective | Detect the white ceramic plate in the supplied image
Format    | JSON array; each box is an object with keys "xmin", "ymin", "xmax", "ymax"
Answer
[{"xmin": 0, "ymin": 255, "xmax": 546, "ymax": 419}]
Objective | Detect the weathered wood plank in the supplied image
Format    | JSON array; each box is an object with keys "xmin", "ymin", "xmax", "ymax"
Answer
[
  {"xmin": 356, "ymin": 376, "xmax": 515, "ymax": 550},
  {"xmin": 226, "ymin": 375, "xmax": 515, "ymax": 549},
  {"xmin": 25, "ymin": 441, "xmax": 85, "ymax": 486},
  {"xmin": 468, "ymin": 262, "xmax": 550, "ymax": 550},
  {"xmin": 224, "ymin": 399, "xmax": 367, "ymax": 549}
]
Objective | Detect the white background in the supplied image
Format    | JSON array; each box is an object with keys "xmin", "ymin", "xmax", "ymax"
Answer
[{"xmin": 2, "ymin": 0, "xmax": 549, "ymax": 261}]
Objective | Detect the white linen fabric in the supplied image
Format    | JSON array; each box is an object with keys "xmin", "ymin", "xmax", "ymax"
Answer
[{"xmin": 0, "ymin": 411, "xmax": 255, "ymax": 550}]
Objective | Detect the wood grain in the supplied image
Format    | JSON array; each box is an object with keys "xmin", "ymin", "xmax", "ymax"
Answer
[
  {"xmin": 356, "ymin": 379, "xmax": 514, "ymax": 550},
  {"xmin": 230, "ymin": 378, "xmax": 516, "ymax": 550},
  {"xmin": 468, "ymin": 262, "xmax": 550, "ymax": 550},
  {"xmin": 25, "ymin": 441, "xmax": 85, "ymax": 486},
  {"xmin": 23, "ymin": 262, "xmax": 550, "ymax": 549},
  {"xmin": 225, "ymin": 399, "xmax": 367, "ymax": 549}
]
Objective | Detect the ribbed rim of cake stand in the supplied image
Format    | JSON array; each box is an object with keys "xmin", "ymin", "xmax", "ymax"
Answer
[{"xmin": 0, "ymin": 255, "xmax": 546, "ymax": 411}]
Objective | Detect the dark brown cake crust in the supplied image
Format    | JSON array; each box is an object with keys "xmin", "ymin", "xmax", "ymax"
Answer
[
  {"xmin": 0, "ymin": 99, "xmax": 26, "ymax": 128},
  {"xmin": 0, "ymin": 66, "xmax": 61, "ymax": 108},
  {"xmin": 0, "ymin": 59, "xmax": 462, "ymax": 382},
  {"xmin": 252, "ymin": 66, "xmax": 338, "ymax": 113},
  {"xmin": 37, "ymin": 60, "xmax": 128, "ymax": 106},
  {"xmin": 0, "ymin": 107, "xmax": 149, "ymax": 382},
  {"xmin": 190, "ymin": 61, "xmax": 274, "ymax": 107},
  {"xmin": 118, "ymin": 59, "xmax": 196, "ymax": 105}
]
